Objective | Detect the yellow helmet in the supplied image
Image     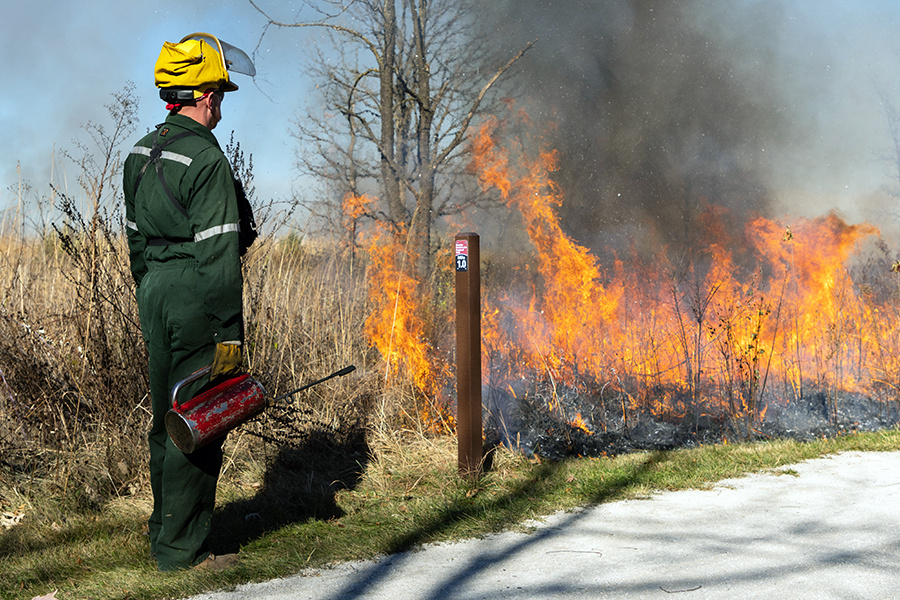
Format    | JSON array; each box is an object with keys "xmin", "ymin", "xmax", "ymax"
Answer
[{"xmin": 155, "ymin": 33, "xmax": 255, "ymax": 104}]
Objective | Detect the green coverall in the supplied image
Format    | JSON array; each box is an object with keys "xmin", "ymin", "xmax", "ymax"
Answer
[{"xmin": 123, "ymin": 113, "xmax": 243, "ymax": 571}]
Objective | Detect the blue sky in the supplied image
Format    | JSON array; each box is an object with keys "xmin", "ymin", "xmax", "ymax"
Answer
[
  {"xmin": 0, "ymin": 0, "xmax": 316, "ymax": 225},
  {"xmin": 3, "ymin": 1, "xmax": 900, "ymax": 235}
]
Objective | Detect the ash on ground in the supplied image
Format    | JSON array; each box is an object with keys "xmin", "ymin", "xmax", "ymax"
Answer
[{"xmin": 484, "ymin": 380, "xmax": 900, "ymax": 460}]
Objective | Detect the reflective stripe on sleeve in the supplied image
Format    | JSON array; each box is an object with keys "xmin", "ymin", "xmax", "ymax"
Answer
[
  {"xmin": 130, "ymin": 146, "xmax": 193, "ymax": 167},
  {"xmin": 194, "ymin": 223, "xmax": 239, "ymax": 243},
  {"xmin": 125, "ymin": 219, "xmax": 138, "ymax": 231}
]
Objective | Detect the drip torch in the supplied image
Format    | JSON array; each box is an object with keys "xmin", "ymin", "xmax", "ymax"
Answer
[{"xmin": 165, "ymin": 365, "xmax": 356, "ymax": 453}]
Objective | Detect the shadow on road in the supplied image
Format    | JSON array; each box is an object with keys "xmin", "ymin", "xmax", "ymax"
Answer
[{"xmin": 317, "ymin": 450, "xmax": 668, "ymax": 600}]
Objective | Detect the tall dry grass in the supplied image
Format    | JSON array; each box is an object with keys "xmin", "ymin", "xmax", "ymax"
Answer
[
  {"xmin": 0, "ymin": 85, "xmax": 421, "ymax": 523},
  {"xmin": 0, "ymin": 202, "xmax": 405, "ymax": 522},
  {"xmin": 1, "ymin": 203, "xmax": 147, "ymax": 504}
]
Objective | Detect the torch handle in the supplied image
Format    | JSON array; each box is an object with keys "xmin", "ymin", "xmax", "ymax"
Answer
[
  {"xmin": 170, "ymin": 364, "xmax": 212, "ymax": 409},
  {"xmin": 269, "ymin": 365, "xmax": 356, "ymax": 406}
]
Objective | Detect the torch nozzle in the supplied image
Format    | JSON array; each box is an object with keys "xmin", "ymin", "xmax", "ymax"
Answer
[{"xmin": 269, "ymin": 365, "xmax": 357, "ymax": 405}]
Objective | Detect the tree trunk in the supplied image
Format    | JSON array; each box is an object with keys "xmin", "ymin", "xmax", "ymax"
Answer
[
  {"xmin": 409, "ymin": 0, "xmax": 435, "ymax": 281},
  {"xmin": 381, "ymin": 0, "xmax": 404, "ymax": 224}
]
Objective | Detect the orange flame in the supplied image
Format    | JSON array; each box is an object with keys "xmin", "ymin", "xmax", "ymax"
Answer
[
  {"xmin": 468, "ymin": 114, "xmax": 888, "ymax": 426},
  {"xmin": 355, "ymin": 111, "xmax": 894, "ymax": 436},
  {"xmin": 350, "ymin": 193, "xmax": 453, "ymax": 430},
  {"xmin": 571, "ymin": 413, "xmax": 593, "ymax": 435},
  {"xmin": 341, "ymin": 192, "xmax": 373, "ymax": 254},
  {"xmin": 471, "ymin": 117, "xmax": 623, "ymax": 381}
]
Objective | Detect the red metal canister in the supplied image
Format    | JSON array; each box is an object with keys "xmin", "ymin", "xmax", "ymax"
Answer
[{"xmin": 165, "ymin": 366, "xmax": 267, "ymax": 454}]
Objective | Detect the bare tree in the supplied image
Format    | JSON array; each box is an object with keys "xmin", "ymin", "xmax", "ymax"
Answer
[{"xmin": 250, "ymin": 0, "xmax": 532, "ymax": 280}]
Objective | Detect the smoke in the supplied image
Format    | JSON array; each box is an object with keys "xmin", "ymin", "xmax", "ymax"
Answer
[{"xmin": 478, "ymin": 0, "xmax": 895, "ymax": 253}]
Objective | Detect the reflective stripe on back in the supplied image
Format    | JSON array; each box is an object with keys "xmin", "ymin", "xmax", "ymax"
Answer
[
  {"xmin": 194, "ymin": 223, "xmax": 239, "ymax": 243},
  {"xmin": 130, "ymin": 146, "xmax": 193, "ymax": 167}
]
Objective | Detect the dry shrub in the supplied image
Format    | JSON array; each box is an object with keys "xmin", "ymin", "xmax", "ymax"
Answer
[
  {"xmin": 0, "ymin": 200, "xmax": 152, "ymax": 512},
  {"xmin": 242, "ymin": 234, "xmax": 372, "ymax": 401}
]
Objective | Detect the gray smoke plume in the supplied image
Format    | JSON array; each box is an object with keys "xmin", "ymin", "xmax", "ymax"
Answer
[{"xmin": 479, "ymin": 0, "xmax": 816, "ymax": 254}]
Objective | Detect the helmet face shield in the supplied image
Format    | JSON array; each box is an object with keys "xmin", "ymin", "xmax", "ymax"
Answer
[
  {"xmin": 180, "ymin": 33, "xmax": 257, "ymax": 78},
  {"xmin": 219, "ymin": 39, "xmax": 257, "ymax": 77}
]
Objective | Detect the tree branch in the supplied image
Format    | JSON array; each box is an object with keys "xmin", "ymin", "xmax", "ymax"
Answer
[
  {"xmin": 434, "ymin": 39, "xmax": 536, "ymax": 168},
  {"xmin": 249, "ymin": 0, "xmax": 381, "ymax": 60}
]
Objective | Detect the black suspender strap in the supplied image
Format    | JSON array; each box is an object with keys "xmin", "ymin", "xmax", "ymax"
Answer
[
  {"xmin": 132, "ymin": 124, "xmax": 257, "ymax": 253},
  {"xmin": 132, "ymin": 124, "xmax": 197, "ymax": 217}
]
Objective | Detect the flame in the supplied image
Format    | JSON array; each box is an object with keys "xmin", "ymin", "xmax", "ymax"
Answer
[
  {"xmin": 571, "ymin": 413, "xmax": 593, "ymax": 435},
  {"xmin": 342, "ymin": 192, "xmax": 371, "ymax": 224},
  {"xmin": 341, "ymin": 192, "xmax": 373, "ymax": 254},
  {"xmin": 468, "ymin": 113, "xmax": 888, "ymax": 426},
  {"xmin": 349, "ymin": 193, "xmax": 453, "ymax": 430},
  {"xmin": 356, "ymin": 111, "xmax": 894, "ymax": 437},
  {"xmin": 471, "ymin": 117, "xmax": 623, "ymax": 382}
]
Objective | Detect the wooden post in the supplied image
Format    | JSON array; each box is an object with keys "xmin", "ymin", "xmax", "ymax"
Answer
[{"xmin": 455, "ymin": 232, "xmax": 482, "ymax": 477}]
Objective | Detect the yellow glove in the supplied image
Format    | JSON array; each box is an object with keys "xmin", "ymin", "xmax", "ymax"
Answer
[{"xmin": 210, "ymin": 342, "xmax": 242, "ymax": 381}]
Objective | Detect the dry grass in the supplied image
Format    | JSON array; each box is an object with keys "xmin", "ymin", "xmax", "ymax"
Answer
[
  {"xmin": 0, "ymin": 210, "xmax": 416, "ymax": 533},
  {"xmin": 0, "ymin": 90, "xmax": 412, "ymax": 533}
]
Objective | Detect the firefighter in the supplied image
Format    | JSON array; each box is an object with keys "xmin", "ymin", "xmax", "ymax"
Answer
[{"xmin": 123, "ymin": 33, "xmax": 255, "ymax": 572}]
